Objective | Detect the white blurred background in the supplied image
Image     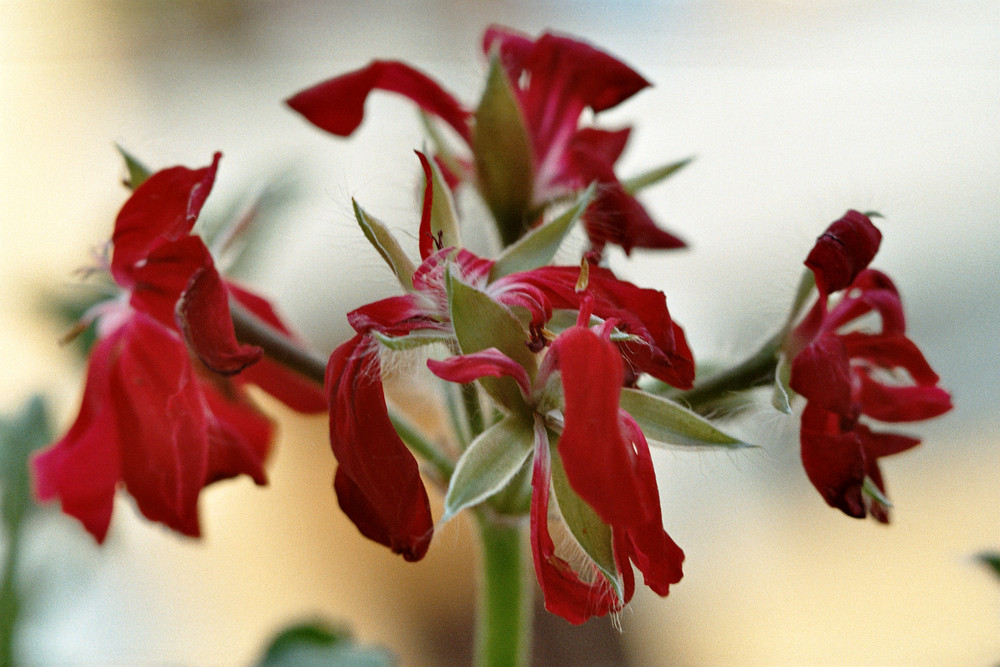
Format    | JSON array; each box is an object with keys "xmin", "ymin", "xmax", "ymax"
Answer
[{"xmin": 2, "ymin": 1, "xmax": 997, "ymax": 664}]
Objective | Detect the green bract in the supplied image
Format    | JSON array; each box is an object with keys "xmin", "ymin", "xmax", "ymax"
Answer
[{"xmin": 618, "ymin": 388, "xmax": 752, "ymax": 449}]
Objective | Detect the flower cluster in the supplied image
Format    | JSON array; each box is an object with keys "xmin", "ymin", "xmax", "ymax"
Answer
[
  {"xmin": 32, "ymin": 154, "xmax": 325, "ymax": 542},
  {"xmin": 32, "ymin": 24, "xmax": 951, "ymax": 633},
  {"xmin": 785, "ymin": 211, "xmax": 952, "ymax": 521}
]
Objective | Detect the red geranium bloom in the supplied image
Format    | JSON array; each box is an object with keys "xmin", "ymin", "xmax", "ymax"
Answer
[
  {"xmin": 286, "ymin": 25, "xmax": 684, "ymax": 257},
  {"xmin": 427, "ymin": 312, "xmax": 683, "ymax": 623},
  {"xmin": 33, "ymin": 155, "xmax": 326, "ymax": 542},
  {"xmin": 786, "ymin": 211, "xmax": 952, "ymax": 521}
]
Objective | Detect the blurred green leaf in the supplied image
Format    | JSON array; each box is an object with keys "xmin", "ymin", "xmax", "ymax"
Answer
[
  {"xmin": 1, "ymin": 395, "xmax": 51, "ymax": 531},
  {"xmin": 259, "ymin": 620, "xmax": 393, "ymax": 667},
  {"xmin": 975, "ymin": 552, "xmax": 1000, "ymax": 581},
  {"xmin": 473, "ymin": 56, "xmax": 535, "ymax": 247},
  {"xmin": 116, "ymin": 144, "xmax": 152, "ymax": 190},
  {"xmin": 621, "ymin": 156, "xmax": 693, "ymax": 195}
]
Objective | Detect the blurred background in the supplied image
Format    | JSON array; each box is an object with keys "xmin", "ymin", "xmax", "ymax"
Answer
[{"xmin": 2, "ymin": 1, "xmax": 997, "ymax": 664}]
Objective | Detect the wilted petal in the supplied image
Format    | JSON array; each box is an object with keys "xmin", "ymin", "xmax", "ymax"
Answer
[
  {"xmin": 326, "ymin": 334, "xmax": 434, "ymax": 561},
  {"xmin": 287, "ymin": 60, "xmax": 472, "ymax": 143}
]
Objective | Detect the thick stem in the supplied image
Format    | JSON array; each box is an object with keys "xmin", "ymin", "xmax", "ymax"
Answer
[
  {"xmin": 230, "ymin": 300, "xmax": 327, "ymax": 386},
  {"xmin": 473, "ymin": 510, "xmax": 533, "ymax": 667}
]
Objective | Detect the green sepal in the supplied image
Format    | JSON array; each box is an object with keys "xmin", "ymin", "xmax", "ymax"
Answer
[
  {"xmin": 861, "ymin": 476, "xmax": 893, "ymax": 510},
  {"xmin": 771, "ymin": 352, "xmax": 795, "ymax": 414},
  {"xmin": 116, "ymin": 144, "xmax": 152, "ymax": 190},
  {"xmin": 549, "ymin": 435, "xmax": 623, "ymax": 602},
  {"xmin": 442, "ymin": 415, "xmax": 534, "ymax": 522},
  {"xmin": 489, "ymin": 184, "xmax": 595, "ymax": 281},
  {"xmin": 352, "ymin": 199, "xmax": 417, "ymax": 291},
  {"xmin": 372, "ymin": 330, "xmax": 450, "ymax": 351},
  {"xmin": 258, "ymin": 619, "xmax": 393, "ymax": 667},
  {"xmin": 622, "ymin": 156, "xmax": 693, "ymax": 195},
  {"xmin": 421, "ymin": 152, "xmax": 461, "ymax": 252},
  {"xmin": 619, "ymin": 388, "xmax": 753, "ymax": 449},
  {"xmin": 447, "ymin": 267, "xmax": 536, "ymax": 412},
  {"xmin": 473, "ymin": 56, "xmax": 535, "ymax": 248}
]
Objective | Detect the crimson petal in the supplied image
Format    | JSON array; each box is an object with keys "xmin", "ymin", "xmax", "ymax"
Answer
[
  {"xmin": 287, "ymin": 60, "xmax": 472, "ymax": 143},
  {"xmin": 326, "ymin": 334, "xmax": 433, "ymax": 561}
]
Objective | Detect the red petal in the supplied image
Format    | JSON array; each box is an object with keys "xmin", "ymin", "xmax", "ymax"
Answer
[
  {"xmin": 805, "ymin": 210, "xmax": 882, "ymax": 297},
  {"xmin": 529, "ymin": 426, "xmax": 618, "ymax": 624},
  {"xmin": 111, "ymin": 154, "xmax": 220, "ymax": 283},
  {"xmin": 799, "ymin": 404, "xmax": 867, "ymax": 519},
  {"xmin": 554, "ymin": 327, "xmax": 655, "ymax": 527},
  {"xmin": 177, "ymin": 259, "xmax": 262, "ymax": 376},
  {"xmin": 326, "ymin": 334, "xmax": 433, "ymax": 561},
  {"xmin": 790, "ymin": 333, "xmax": 853, "ymax": 416},
  {"xmin": 427, "ymin": 349, "xmax": 532, "ymax": 397},
  {"xmin": 32, "ymin": 331, "xmax": 122, "ymax": 542},
  {"xmin": 287, "ymin": 60, "xmax": 472, "ymax": 143},
  {"xmin": 857, "ymin": 375, "xmax": 953, "ymax": 422}
]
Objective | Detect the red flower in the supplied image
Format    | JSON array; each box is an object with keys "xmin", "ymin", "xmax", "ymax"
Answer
[
  {"xmin": 33, "ymin": 155, "xmax": 326, "ymax": 542},
  {"xmin": 786, "ymin": 211, "xmax": 952, "ymax": 521},
  {"xmin": 427, "ymin": 315, "xmax": 683, "ymax": 623},
  {"xmin": 287, "ymin": 25, "xmax": 683, "ymax": 257}
]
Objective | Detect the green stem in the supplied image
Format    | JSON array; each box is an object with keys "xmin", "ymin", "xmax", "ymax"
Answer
[
  {"xmin": 230, "ymin": 299, "xmax": 327, "ymax": 386},
  {"xmin": 672, "ymin": 334, "xmax": 782, "ymax": 413},
  {"xmin": 473, "ymin": 510, "xmax": 532, "ymax": 667},
  {"xmin": 0, "ymin": 527, "xmax": 20, "ymax": 667}
]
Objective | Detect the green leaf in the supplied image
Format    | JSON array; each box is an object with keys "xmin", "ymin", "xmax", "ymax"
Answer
[
  {"xmin": 771, "ymin": 353, "xmax": 795, "ymax": 414},
  {"xmin": 1, "ymin": 395, "xmax": 52, "ymax": 531},
  {"xmin": 447, "ymin": 267, "xmax": 536, "ymax": 412},
  {"xmin": 258, "ymin": 620, "xmax": 393, "ymax": 667},
  {"xmin": 622, "ymin": 156, "xmax": 693, "ymax": 195},
  {"xmin": 473, "ymin": 56, "xmax": 535, "ymax": 247},
  {"xmin": 975, "ymin": 552, "xmax": 1000, "ymax": 581},
  {"xmin": 372, "ymin": 330, "xmax": 451, "ymax": 351},
  {"xmin": 549, "ymin": 439, "xmax": 623, "ymax": 602},
  {"xmin": 619, "ymin": 388, "xmax": 753, "ymax": 449},
  {"xmin": 420, "ymin": 153, "xmax": 461, "ymax": 252},
  {"xmin": 443, "ymin": 415, "xmax": 534, "ymax": 521},
  {"xmin": 353, "ymin": 199, "xmax": 417, "ymax": 291},
  {"xmin": 116, "ymin": 144, "xmax": 152, "ymax": 190},
  {"xmin": 489, "ymin": 184, "xmax": 595, "ymax": 281}
]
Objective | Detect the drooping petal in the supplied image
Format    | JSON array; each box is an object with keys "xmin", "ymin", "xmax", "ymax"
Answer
[
  {"xmin": 613, "ymin": 413, "xmax": 684, "ymax": 595},
  {"xmin": 799, "ymin": 403, "xmax": 867, "ymax": 519},
  {"xmin": 177, "ymin": 260, "xmax": 262, "ymax": 376},
  {"xmin": 805, "ymin": 210, "xmax": 882, "ymax": 297},
  {"xmin": 856, "ymin": 374, "xmax": 953, "ymax": 422},
  {"xmin": 32, "ymin": 329, "xmax": 123, "ymax": 543},
  {"xmin": 326, "ymin": 334, "xmax": 433, "ymax": 561},
  {"xmin": 111, "ymin": 153, "xmax": 221, "ymax": 283},
  {"xmin": 553, "ymin": 327, "xmax": 655, "ymax": 527},
  {"xmin": 529, "ymin": 423, "xmax": 618, "ymax": 624},
  {"xmin": 287, "ymin": 60, "xmax": 472, "ymax": 143}
]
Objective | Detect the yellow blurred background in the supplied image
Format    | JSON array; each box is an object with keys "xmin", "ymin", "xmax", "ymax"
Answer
[{"xmin": 2, "ymin": 1, "xmax": 998, "ymax": 664}]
